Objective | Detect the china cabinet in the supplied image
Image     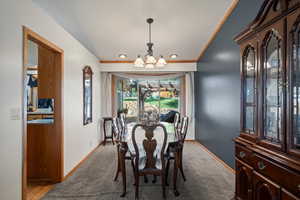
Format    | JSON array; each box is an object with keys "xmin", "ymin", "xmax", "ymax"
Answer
[{"xmin": 235, "ymin": 0, "xmax": 300, "ymax": 199}]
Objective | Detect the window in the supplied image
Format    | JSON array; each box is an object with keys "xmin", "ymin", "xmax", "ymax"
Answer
[{"xmin": 116, "ymin": 77, "xmax": 181, "ymax": 122}]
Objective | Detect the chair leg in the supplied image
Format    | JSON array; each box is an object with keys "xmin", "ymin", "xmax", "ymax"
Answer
[
  {"xmin": 135, "ymin": 173, "xmax": 139, "ymax": 200},
  {"xmin": 113, "ymin": 167, "xmax": 120, "ymax": 181},
  {"xmin": 179, "ymin": 151, "xmax": 186, "ymax": 181},
  {"xmin": 144, "ymin": 175, "xmax": 148, "ymax": 183},
  {"xmin": 111, "ymin": 135, "xmax": 115, "ymax": 145},
  {"xmin": 114, "ymin": 148, "xmax": 120, "ymax": 181},
  {"xmin": 165, "ymin": 159, "xmax": 170, "ymax": 186},
  {"xmin": 131, "ymin": 160, "xmax": 136, "ymax": 185},
  {"xmin": 152, "ymin": 175, "xmax": 157, "ymax": 183},
  {"xmin": 162, "ymin": 173, "xmax": 166, "ymax": 199}
]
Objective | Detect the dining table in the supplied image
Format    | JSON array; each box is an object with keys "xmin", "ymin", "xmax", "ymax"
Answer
[{"xmin": 117, "ymin": 121, "xmax": 182, "ymax": 197}]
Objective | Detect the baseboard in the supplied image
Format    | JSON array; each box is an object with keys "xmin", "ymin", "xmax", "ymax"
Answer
[
  {"xmin": 63, "ymin": 141, "xmax": 104, "ymax": 181},
  {"xmin": 186, "ymin": 140, "xmax": 236, "ymax": 174}
]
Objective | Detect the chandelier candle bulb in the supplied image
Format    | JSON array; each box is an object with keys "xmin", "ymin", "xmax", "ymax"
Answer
[
  {"xmin": 133, "ymin": 55, "xmax": 145, "ymax": 68},
  {"xmin": 156, "ymin": 55, "xmax": 167, "ymax": 67}
]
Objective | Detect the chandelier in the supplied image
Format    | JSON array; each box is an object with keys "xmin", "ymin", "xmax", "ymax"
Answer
[{"xmin": 134, "ymin": 18, "xmax": 167, "ymax": 68}]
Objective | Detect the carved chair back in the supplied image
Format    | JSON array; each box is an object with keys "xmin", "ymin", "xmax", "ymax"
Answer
[
  {"xmin": 112, "ymin": 117, "xmax": 122, "ymax": 142},
  {"xmin": 119, "ymin": 112, "xmax": 126, "ymax": 133},
  {"xmin": 132, "ymin": 123, "xmax": 168, "ymax": 172},
  {"xmin": 179, "ymin": 116, "xmax": 189, "ymax": 144},
  {"xmin": 174, "ymin": 112, "xmax": 181, "ymax": 133}
]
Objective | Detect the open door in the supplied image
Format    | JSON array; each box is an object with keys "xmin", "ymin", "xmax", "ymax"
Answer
[{"xmin": 23, "ymin": 27, "xmax": 64, "ymax": 200}]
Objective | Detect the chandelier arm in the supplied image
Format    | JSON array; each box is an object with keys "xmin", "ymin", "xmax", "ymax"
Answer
[{"xmin": 149, "ymin": 21, "xmax": 151, "ymax": 43}]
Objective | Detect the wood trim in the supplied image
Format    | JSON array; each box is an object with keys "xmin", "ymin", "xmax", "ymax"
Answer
[
  {"xmin": 187, "ymin": 140, "xmax": 236, "ymax": 174},
  {"xmin": 22, "ymin": 26, "xmax": 29, "ymax": 200},
  {"xmin": 99, "ymin": 59, "xmax": 197, "ymax": 64},
  {"xmin": 24, "ymin": 27, "xmax": 63, "ymax": 53},
  {"xmin": 22, "ymin": 26, "xmax": 64, "ymax": 200},
  {"xmin": 197, "ymin": 0, "xmax": 240, "ymax": 61},
  {"xmin": 60, "ymin": 52, "xmax": 65, "ymax": 182},
  {"xmin": 63, "ymin": 142, "xmax": 104, "ymax": 180}
]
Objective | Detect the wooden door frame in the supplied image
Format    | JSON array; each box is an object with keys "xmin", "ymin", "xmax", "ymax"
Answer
[{"xmin": 22, "ymin": 26, "xmax": 64, "ymax": 200}]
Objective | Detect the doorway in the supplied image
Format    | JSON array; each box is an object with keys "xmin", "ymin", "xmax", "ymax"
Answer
[{"xmin": 22, "ymin": 27, "xmax": 64, "ymax": 200}]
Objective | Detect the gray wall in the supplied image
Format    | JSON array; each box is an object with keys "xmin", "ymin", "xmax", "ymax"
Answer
[{"xmin": 195, "ymin": 0, "xmax": 263, "ymax": 168}]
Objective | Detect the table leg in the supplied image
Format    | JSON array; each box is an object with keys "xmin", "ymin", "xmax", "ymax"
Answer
[
  {"xmin": 120, "ymin": 143, "xmax": 127, "ymax": 197},
  {"xmin": 173, "ymin": 151, "xmax": 180, "ymax": 197}
]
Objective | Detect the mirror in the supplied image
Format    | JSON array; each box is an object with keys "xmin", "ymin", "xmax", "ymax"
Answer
[{"xmin": 83, "ymin": 66, "xmax": 93, "ymax": 125}]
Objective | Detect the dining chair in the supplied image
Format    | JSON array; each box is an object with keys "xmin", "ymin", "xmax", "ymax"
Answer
[
  {"xmin": 174, "ymin": 112, "xmax": 180, "ymax": 133},
  {"xmin": 132, "ymin": 123, "xmax": 168, "ymax": 200},
  {"xmin": 112, "ymin": 117, "xmax": 134, "ymax": 182},
  {"xmin": 165, "ymin": 116, "xmax": 189, "ymax": 183},
  {"xmin": 119, "ymin": 112, "xmax": 126, "ymax": 133}
]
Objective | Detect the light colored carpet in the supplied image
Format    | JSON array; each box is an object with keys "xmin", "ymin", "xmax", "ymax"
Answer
[{"xmin": 42, "ymin": 142, "xmax": 235, "ymax": 200}]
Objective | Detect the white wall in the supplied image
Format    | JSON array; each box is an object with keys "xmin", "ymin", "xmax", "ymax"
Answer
[{"xmin": 0, "ymin": 0, "xmax": 102, "ymax": 199}]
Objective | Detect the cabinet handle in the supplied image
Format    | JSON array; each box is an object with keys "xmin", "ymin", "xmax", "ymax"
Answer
[
  {"xmin": 297, "ymin": 184, "xmax": 300, "ymax": 191},
  {"xmin": 239, "ymin": 151, "xmax": 246, "ymax": 158},
  {"xmin": 257, "ymin": 161, "xmax": 266, "ymax": 170}
]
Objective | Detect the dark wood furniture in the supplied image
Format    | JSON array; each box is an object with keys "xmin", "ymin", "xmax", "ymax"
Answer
[
  {"xmin": 102, "ymin": 117, "xmax": 114, "ymax": 145},
  {"xmin": 234, "ymin": 0, "xmax": 300, "ymax": 199},
  {"xmin": 118, "ymin": 122, "xmax": 181, "ymax": 198},
  {"xmin": 174, "ymin": 112, "xmax": 180, "ymax": 133},
  {"xmin": 111, "ymin": 117, "xmax": 134, "ymax": 184},
  {"xmin": 165, "ymin": 116, "xmax": 189, "ymax": 196},
  {"xmin": 132, "ymin": 123, "xmax": 168, "ymax": 200}
]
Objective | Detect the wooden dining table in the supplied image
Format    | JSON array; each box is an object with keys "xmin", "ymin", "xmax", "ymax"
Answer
[{"xmin": 117, "ymin": 122, "xmax": 182, "ymax": 197}]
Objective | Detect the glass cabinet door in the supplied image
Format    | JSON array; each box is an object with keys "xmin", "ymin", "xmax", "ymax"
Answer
[
  {"xmin": 289, "ymin": 14, "xmax": 300, "ymax": 151},
  {"xmin": 262, "ymin": 31, "xmax": 283, "ymax": 144},
  {"xmin": 242, "ymin": 46, "xmax": 256, "ymax": 134}
]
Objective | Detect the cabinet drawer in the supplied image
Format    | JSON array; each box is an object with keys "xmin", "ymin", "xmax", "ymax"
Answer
[
  {"xmin": 235, "ymin": 144, "xmax": 253, "ymax": 164},
  {"xmin": 252, "ymin": 154, "xmax": 300, "ymax": 197}
]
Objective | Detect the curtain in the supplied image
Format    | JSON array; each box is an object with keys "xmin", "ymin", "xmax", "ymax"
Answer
[
  {"xmin": 185, "ymin": 72, "xmax": 195, "ymax": 140},
  {"xmin": 101, "ymin": 72, "xmax": 112, "ymax": 117},
  {"xmin": 100, "ymin": 72, "xmax": 112, "ymax": 140}
]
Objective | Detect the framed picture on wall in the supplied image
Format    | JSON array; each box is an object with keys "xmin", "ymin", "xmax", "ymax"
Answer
[{"xmin": 83, "ymin": 66, "xmax": 93, "ymax": 125}]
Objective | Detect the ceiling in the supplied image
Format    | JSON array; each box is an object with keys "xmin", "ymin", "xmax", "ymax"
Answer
[{"xmin": 33, "ymin": 0, "xmax": 234, "ymax": 61}]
